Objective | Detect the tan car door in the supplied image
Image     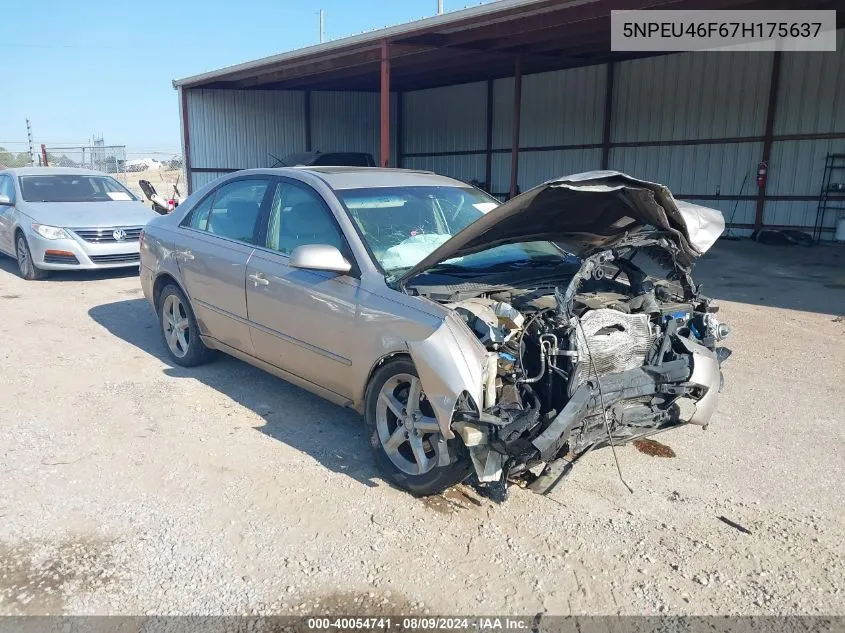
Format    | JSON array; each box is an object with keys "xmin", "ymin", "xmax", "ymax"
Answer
[
  {"xmin": 245, "ymin": 178, "xmax": 360, "ymax": 400},
  {"xmin": 176, "ymin": 176, "xmax": 274, "ymax": 355}
]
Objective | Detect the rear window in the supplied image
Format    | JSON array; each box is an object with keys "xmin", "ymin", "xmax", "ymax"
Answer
[{"xmin": 19, "ymin": 175, "xmax": 137, "ymax": 203}]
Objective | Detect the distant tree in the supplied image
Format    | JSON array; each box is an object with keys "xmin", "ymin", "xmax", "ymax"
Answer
[{"xmin": 0, "ymin": 147, "xmax": 32, "ymax": 168}]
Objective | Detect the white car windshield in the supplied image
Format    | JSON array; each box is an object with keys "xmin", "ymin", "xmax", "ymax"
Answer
[
  {"xmin": 338, "ymin": 186, "xmax": 499, "ymax": 273},
  {"xmin": 19, "ymin": 175, "xmax": 137, "ymax": 203}
]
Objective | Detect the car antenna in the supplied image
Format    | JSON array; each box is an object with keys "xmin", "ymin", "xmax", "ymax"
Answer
[{"xmin": 577, "ymin": 319, "xmax": 634, "ymax": 494}]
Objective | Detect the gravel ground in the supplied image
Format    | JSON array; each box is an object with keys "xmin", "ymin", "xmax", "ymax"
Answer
[{"xmin": 0, "ymin": 241, "xmax": 843, "ymax": 616}]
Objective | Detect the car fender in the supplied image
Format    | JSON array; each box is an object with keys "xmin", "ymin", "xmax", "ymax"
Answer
[
  {"xmin": 407, "ymin": 311, "xmax": 488, "ymax": 440},
  {"xmin": 142, "ymin": 226, "xmax": 182, "ymax": 306}
]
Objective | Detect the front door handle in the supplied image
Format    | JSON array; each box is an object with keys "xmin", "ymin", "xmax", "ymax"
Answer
[{"xmin": 248, "ymin": 272, "xmax": 269, "ymax": 286}]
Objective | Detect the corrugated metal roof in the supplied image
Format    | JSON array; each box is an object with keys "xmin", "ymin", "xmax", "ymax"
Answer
[{"xmin": 173, "ymin": 0, "xmax": 575, "ymax": 89}]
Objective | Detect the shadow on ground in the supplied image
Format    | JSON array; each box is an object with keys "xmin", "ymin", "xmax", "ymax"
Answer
[
  {"xmin": 84, "ymin": 238, "xmax": 845, "ymax": 494},
  {"xmin": 695, "ymin": 239, "xmax": 845, "ymax": 316},
  {"xmin": 88, "ymin": 297, "xmax": 380, "ymax": 490}
]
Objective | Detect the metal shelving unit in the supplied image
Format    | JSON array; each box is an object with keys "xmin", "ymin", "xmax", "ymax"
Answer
[{"xmin": 814, "ymin": 153, "xmax": 845, "ymax": 244}]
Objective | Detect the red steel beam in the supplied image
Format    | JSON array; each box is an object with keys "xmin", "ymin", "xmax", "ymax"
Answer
[
  {"xmin": 509, "ymin": 54, "xmax": 522, "ymax": 199},
  {"xmin": 756, "ymin": 51, "xmax": 781, "ymax": 230},
  {"xmin": 380, "ymin": 40, "xmax": 391, "ymax": 168}
]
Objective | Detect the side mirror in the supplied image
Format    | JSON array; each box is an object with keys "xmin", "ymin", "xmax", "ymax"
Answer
[
  {"xmin": 0, "ymin": 194, "xmax": 12, "ymax": 206},
  {"xmin": 289, "ymin": 244, "xmax": 352, "ymax": 274}
]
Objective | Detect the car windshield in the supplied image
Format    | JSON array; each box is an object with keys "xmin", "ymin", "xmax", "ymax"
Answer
[
  {"xmin": 19, "ymin": 175, "xmax": 137, "ymax": 203},
  {"xmin": 337, "ymin": 185, "xmax": 569, "ymax": 276}
]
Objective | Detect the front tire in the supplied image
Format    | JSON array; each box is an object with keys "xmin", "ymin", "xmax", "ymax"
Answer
[
  {"xmin": 364, "ymin": 358, "xmax": 471, "ymax": 496},
  {"xmin": 15, "ymin": 234, "xmax": 48, "ymax": 280},
  {"xmin": 157, "ymin": 284, "xmax": 217, "ymax": 367}
]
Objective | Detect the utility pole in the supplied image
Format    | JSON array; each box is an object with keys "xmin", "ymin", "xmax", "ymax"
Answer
[
  {"xmin": 26, "ymin": 118, "xmax": 35, "ymax": 166},
  {"xmin": 319, "ymin": 10, "xmax": 325, "ymax": 43},
  {"xmin": 437, "ymin": 0, "xmax": 443, "ymax": 14}
]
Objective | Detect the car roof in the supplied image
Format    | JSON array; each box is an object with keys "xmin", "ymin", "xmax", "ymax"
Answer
[
  {"xmin": 1, "ymin": 166, "xmax": 110, "ymax": 177},
  {"xmin": 237, "ymin": 166, "xmax": 470, "ymax": 191}
]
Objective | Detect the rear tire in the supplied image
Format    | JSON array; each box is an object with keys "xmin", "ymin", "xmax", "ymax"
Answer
[
  {"xmin": 364, "ymin": 358, "xmax": 471, "ymax": 496},
  {"xmin": 157, "ymin": 283, "xmax": 217, "ymax": 367},
  {"xmin": 15, "ymin": 234, "xmax": 49, "ymax": 280}
]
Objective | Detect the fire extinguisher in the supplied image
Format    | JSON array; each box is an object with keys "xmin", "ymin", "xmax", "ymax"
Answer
[{"xmin": 756, "ymin": 161, "xmax": 768, "ymax": 189}]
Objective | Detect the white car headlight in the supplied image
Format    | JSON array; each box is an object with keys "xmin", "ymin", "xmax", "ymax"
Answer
[{"xmin": 32, "ymin": 224, "xmax": 70, "ymax": 240}]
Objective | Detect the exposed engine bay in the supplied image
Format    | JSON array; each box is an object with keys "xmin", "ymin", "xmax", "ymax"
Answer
[{"xmin": 413, "ymin": 243, "xmax": 731, "ymax": 496}]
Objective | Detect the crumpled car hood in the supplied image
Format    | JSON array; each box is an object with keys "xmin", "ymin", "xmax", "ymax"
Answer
[{"xmin": 397, "ymin": 171, "xmax": 725, "ymax": 285}]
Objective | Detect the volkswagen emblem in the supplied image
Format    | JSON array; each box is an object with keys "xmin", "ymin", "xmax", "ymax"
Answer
[{"xmin": 112, "ymin": 229, "xmax": 127, "ymax": 241}]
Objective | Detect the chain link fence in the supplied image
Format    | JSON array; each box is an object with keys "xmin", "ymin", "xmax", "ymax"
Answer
[
  {"xmin": 43, "ymin": 144, "xmax": 128, "ymax": 183},
  {"xmin": 41, "ymin": 145, "xmax": 185, "ymax": 202}
]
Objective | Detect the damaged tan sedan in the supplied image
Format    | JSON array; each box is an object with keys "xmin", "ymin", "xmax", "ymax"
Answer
[{"xmin": 140, "ymin": 168, "xmax": 731, "ymax": 498}]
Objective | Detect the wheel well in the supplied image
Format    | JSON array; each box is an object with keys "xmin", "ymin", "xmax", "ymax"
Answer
[
  {"xmin": 360, "ymin": 351, "xmax": 411, "ymax": 407},
  {"xmin": 153, "ymin": 273, "xmax": 180, "ymax": 310}
]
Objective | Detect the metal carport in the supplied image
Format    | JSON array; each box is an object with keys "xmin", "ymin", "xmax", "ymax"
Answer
[{"xmin": 174, "ymin": 0, "xmax": 845, "ymax": 238}]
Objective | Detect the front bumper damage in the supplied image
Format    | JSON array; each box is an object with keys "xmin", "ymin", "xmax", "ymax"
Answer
[{"xmin": 406, "ymin": 264, "xmax": 729, "ymax": 497}]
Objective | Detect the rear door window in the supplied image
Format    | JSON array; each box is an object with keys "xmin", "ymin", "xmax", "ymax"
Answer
[{"xmin": 182, "ymin": 178, "xmax": 271, "ymax": 245}]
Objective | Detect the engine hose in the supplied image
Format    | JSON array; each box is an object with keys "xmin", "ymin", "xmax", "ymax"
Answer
[{"xmin": 519, "ymin": 340, "xmax": 546, "ymax": 384}]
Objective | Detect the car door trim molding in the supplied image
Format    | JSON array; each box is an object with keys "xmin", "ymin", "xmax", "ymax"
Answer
[
  {"xmin": 206, "ymin": 336, "xmax": 352, "ymax": 407},
  {"xmin": 195, "ymin": 297, "xmax": 352, "ymax": 367}
]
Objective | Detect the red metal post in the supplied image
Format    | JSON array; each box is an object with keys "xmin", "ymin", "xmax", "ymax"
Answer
[
  {"xmin": 756, "ymin": 51, "xmax": 781, "ymax": 231},
  {"xmin": 509, "ymin": 55, "xmax": 522, "ymax": 199},
  {"xmin": 380, "ymin": 40, "xmax": 391, "ymax": 168},
  {"xmin": 40, "ymin": 144, "xmax": 49, "ymax": 167}
]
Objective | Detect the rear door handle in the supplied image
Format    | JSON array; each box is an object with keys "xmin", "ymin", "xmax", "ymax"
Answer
[{"xmin": 248, "ymin": 272, "xmax": 269, "ymax": 286}]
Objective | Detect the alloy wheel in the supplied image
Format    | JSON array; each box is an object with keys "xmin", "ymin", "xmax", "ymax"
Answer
[
  {"xmin": 162, "ymin": 294, "xmax": 191, "ymax": 358},
  {"xmin": 375, "ymin": 373, "xmax": 443, "ymax": 475},
  {"xmin": 16, "ymin": 237, "xmax": 32, "ymax": 278}
]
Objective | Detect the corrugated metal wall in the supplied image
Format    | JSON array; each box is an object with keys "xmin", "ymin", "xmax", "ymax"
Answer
[
  {"xmin": 606, "ymin": 51, "xmax": 773, "ymax": 237},
  {"xmin": 612, "ymin": 52, "xmax": 772, "ymax": 142},
  {"xmin": 402, "ymin": 82, "xmax": 487, "ymax": 154},
  {"xmin": 183, "ymin": 29, "xmax": 844, "ymax": 237},
  {"xmin": 516, "ymin": 65, "xmax": 606, "ymax": 193},
  {"xmin": 310, "ymin": 91, "xmax": 398, "ymax": 166},
  {"xmin": 185, "ymin": 88, "xmax": 394, "ymax": 191},
  {"xmin": 766, "ymin": 29, "xmax": 845, "ymax": 232},
  {"xmin": 401, "ymin": 82, "xmax": 489, "ymax": 187},
  {"xmin": 397, "ymin": 29, "xmax": 844, "ymax": 237},
  {"xmin": 186, "ymin": 89, "xmax": 306, "ymax": 191}
]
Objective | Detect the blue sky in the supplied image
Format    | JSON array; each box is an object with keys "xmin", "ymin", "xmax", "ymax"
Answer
[{"xmin": 2, "ymin": 0, "xmax": 497, "ymax": 159}]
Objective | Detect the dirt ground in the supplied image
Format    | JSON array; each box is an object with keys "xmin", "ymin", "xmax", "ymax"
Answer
[{"xmin": 0, "ymin": 239, "xmax": 843, "ymax": 616}]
